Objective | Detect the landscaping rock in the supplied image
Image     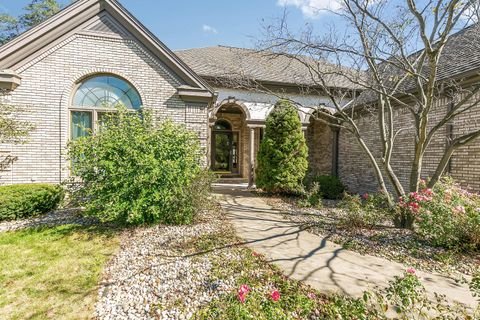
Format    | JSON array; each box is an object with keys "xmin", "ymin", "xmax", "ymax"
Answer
[
  {"xmin": 94, "ymin": 212, "xmax": 239, "ymax": 320},
  {"xmin": 0, "ymin": 209, "xmax": 98, "ymax": 233}
]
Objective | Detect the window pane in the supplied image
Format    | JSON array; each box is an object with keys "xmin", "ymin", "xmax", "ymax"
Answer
[
  {"xmin": 72, "ymin": 75, "xmax": 142, "ymax": 110},
  {"xmin": 71, "ymin": 111, "xmax": 92, "ymax": 139}
]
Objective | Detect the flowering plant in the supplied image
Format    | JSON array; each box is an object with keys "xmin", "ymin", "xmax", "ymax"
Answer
[{"xmin": 413, "ymin": 177, "xmax": 480, "ymax": 250}]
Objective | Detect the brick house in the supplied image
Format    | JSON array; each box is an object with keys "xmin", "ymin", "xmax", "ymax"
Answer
[{"xmin": 1, "ymin": 0, "xmax": 479, "ymax": 193}]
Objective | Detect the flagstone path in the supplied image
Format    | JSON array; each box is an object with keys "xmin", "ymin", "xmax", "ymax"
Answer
[{"xmin": 213, "ymin": 184, "xmax": 478, "ymax": 308}]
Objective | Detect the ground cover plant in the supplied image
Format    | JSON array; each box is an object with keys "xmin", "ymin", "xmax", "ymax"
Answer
[
  {"xmin": 0, "ymin": 224, "xmax": 120, "ymax": 319},
  {"xmin": 67, "ymin": 107, "xmax": 212, "ymax": 226},
  {"xmin": 0, "ymin": 184, "xmax": 64, "ymax": 222}
]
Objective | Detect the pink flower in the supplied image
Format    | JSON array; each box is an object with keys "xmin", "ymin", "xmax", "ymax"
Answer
[
  {"xmin": 252, "ymin": 251, "xmax": 260, "ymax": 257},
  {"xmin": 406, "ymin": 267, "xmax": 416, "ymax": 275},
  {"xmin": 307, "ymin": 292, "xmax": 316, "ymax": 300},
  {"xmin": 270, "ymin": 290, "xmax": 280, "ymax": 302},
  {"xmin": 238, "ymin": 292, "xmax": 246, "ymax": 303},
  {"xmin": 362, "ymin": 193, "xmax": 369, "ymax": 200},
  {"xmin": 238, "ymin": 284, "xmax": 250, "ymax": 295},
  {"xmin": 453, "ymin": 205, "xmax": 466, "ymax": 215},
  {"xmin": 422, "ymin": 188, "xmax": 433, "ymax": 196},
  {"xmin": 237, "ymin": 284, "xmax": 250, "ymax": 303}
]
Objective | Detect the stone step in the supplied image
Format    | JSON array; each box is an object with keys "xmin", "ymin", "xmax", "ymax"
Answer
[{"xmin": 216, "ymin": 177, "xmax": 249, "ymax": 184}]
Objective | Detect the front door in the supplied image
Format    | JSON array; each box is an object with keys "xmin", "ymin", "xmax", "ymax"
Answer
[{"xmin": 212, "ymin": 131, "xmax": 239, "ymax": 174}]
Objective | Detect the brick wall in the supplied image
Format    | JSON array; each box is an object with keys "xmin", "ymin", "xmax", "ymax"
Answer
[
  {"xmin": 306, "ymin": 116, "xmax": 333, "ymax": 177},
  {"xmin": 338, "ymin": 95, "xmax": 480, "ymax": 194},
  {"xmin": 0, "ymin": 32, "xmax": 208, "ymax": 185}
]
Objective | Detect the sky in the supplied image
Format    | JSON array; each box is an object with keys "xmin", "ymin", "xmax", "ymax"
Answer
[{"xmin": 0, "ymin": 0, "xmax": 341, "ymax": 50}]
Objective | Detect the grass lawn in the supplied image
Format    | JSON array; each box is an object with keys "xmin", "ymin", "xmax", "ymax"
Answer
[{"xmin": 0, "ymin": 225, "xmax": 120, "ymax": 320}]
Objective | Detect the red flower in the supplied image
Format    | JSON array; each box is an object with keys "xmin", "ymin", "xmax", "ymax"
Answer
[
  {"xmin": 270, "ymin": 290, "xmax": 280, "ymax": 302},
  {"xmin": 252, "ymin": 251, "xmax": 260, "ymax": 257},
  {"xmin": 362, "ymin": 193, "xmax": 369, "ymax": 200}
]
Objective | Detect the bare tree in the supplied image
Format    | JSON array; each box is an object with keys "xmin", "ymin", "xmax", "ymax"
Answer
[
  {"xmin": 206, "ymin": 0, "xmax": 480, "ymax": 228},
  {"xmin": 240, "ymin": 0, "xmax": 480, "ymax": 227},
  {"xmin": 0, "ymin": 90, "xmax": 34, "ymax": 178}
]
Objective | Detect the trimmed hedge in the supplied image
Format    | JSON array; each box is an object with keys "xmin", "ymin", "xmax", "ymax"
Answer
[
  {"xmin": 0, "ymin": 184, "xmax": 64, "ymax": 221},
  {"xmin": 312, "ymin": 175, "xmax": 345, "ymax": 200}
]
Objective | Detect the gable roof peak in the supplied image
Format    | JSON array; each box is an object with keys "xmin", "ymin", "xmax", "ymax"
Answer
[{"xmin": 0, "ymin": 0, "xmax": 213, "ymax": 94}]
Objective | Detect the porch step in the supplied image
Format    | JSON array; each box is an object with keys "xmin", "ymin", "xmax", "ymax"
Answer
[{"xmin": 217, "ymin": 177, "xmax": 249, "ymax": 184}]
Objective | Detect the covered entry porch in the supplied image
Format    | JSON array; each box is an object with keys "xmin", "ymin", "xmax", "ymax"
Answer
[{"xmin": 208, "ymin": 98, "xmax": 336, "ymax": 186}]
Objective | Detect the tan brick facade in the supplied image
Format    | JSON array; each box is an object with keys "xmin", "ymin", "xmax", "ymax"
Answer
[
  {"xmin": 338, "ymin": 95, "xmax": 480, "ymax": 194},
  {"xmin": 306, "ymin": 117, "xmax": 334, "ymax": 177},
  {"xmin": 0, "ymin": 32, "xmax": 208, "ymax": 185}
]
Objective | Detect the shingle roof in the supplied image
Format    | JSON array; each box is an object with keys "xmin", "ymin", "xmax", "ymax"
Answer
[
  {"xmin": 356, "ymin": 23, "xmax": 480, "ymax": 105},
  {"xmin": 175, "ymin": 45, "xmax": 360, "ymax": 90}
]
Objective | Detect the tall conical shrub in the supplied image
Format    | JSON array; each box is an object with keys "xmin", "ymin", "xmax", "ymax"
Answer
[{"xmin": 256, "ymin": 99, "xmax": 308, "ymax": 194}]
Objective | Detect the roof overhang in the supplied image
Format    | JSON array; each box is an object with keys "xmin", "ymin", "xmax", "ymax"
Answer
[
  {"xmin": 177, "ymin": 85, "xmax": 216, "ymax": 103},
  {"xmin": 0, "ymin": 70, "xmax": 21, "ymax": 91}
]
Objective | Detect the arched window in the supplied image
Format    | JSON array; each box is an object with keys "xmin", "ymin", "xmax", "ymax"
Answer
[
  {"xmin": 213, "ymin": 120, "xmax": 232, "ymax": 131},
  {"xmin": 72, "ymin": 75, "xmax": 142, "ymax": 110},
  {"xmin": 70, "ymin": 75, "xmax": 142, "ymax": 140}
]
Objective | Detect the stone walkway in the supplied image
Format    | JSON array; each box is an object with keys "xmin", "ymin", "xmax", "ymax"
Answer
[{"xmin": 213, "ymin": 184, "xmax": 478, "ymax": 308}]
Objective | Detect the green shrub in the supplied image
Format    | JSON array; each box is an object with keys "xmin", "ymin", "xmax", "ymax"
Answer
[
  {"xmin": 297, "ymin": 182, "xmax": 323, "ymax": 208},
  {"xmin": 67, "ymin": 107, "xmax": 213, "ymax": 226},
  {"xmin": 0, "ymin": 184, "xmax": 64, "ymax": 221},
  {"xmin": 338, "ymin": 192, "xmax": 393, "ymax": 229},
  {"xmin": 403, "ymin": 177, "xmax": 480, "ymax": 250},
  {"xmin": 256, "ymin": 100, "xmax": 308, "ymax": 195},
  {"xmin": 310, "ymin": 175, "xmax": 345, "ymax": 200}
]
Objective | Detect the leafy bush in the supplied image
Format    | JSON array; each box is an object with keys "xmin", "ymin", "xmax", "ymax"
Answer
[
  {"xmin": 400, "ymin": 177, "xmax": 480, "ymax": 250},
  {"xmin": 0, "ymin": 184, "xmax": 64, "ymax": 221},
  {"xmin": 310, "ymin": 175, "xmax": 345, "ymax": 200},
  {"xmin": 67, "ymin": 108, "xmax": 212, "ymax": 226},
  {"xmin": 297, "ymin": 182, "xmax": 323, "ymax": 208},
  {"xmin": 256, "ymin": 100, "xmax": 308, "ymax": 195},
  {"xmin": 339, "ymin": 192, "xmax": 393, "ymax": 229}
]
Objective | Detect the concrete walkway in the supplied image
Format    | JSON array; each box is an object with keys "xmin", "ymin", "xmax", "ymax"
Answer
[{"xmin": 213, "ymin": 184, "xmax": 478, "ymax": 308}]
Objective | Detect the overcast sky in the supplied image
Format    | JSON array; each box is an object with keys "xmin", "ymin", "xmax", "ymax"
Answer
[{"xmin": 0, "ymin": 0, "xmax": 342, "ymax": 50}]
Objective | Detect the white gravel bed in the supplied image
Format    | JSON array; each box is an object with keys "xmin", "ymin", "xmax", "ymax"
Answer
[
  {"xmin": 0, "ymin": 209, "xmax": 98, "ymax": 233},
  {"xmin": 95, "ymin": 219, "xmax": 240, "ymax": 320}
]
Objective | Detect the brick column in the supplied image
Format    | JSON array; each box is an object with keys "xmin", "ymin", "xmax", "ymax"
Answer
[{"xmin": 248, "ymin": 127, "xmax": 255, "ymax": 188}]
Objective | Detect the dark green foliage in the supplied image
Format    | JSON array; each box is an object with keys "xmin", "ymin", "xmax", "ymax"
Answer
[
  {"xmin": 311, "ymin": 175, "xmax": 345, "ymax": 200},
  {"xmin": 67, "ymin": 107, "xmax": 213, "ymax": 226},
  {"xmin": 0, "ymin": 184, "xmax": 64, "ymax": 221},
  {"xmin": 0, "ymin": 0, "xmax": 63, "ymax": 45},
  {"xmin": 256, "ymin": 100, "xmax": 308, "ymax": 194}
]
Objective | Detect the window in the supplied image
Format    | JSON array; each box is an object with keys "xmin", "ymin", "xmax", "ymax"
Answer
[
  {"xmin": 213, "ymin": 120, "xmax": 232, "ymax": 131},
  {"xmin": 71, "ymin": 111, "xmax": 93, "ymax": 140},
  {"xmin": 73, "ymin": 75, "xmax": 142, "ymax": 110},
  {"xmin": 70, "ymin": 75, "xmax": 142, "ymax": 139}
]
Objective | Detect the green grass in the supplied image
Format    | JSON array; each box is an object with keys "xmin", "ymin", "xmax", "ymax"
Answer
[{"xmin": 0, "ymin": 224, "xmax": 120, "ymax": 320}]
